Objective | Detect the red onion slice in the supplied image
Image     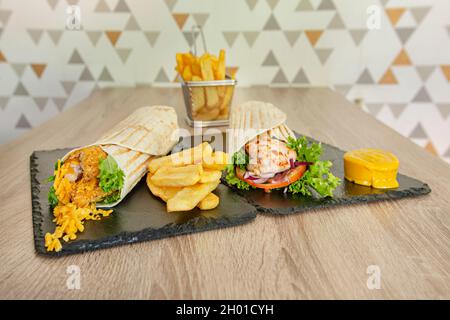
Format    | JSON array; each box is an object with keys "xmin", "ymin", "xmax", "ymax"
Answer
[
  {"xmin": 290, "ymin": 159, "xmax": 313, "ymax": 168},
  {"xmin": 251, "ymin": 178, "xmax": 269, "ymax": 184}
]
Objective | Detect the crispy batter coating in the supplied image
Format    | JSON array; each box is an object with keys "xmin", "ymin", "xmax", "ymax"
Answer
[
  {"xmin": 80, "ymin": 146, "xmax": 107, "ymax": 181},
  {"xmin": 62, "ymin": 146, "xmax": 109, "ymax": 207}
]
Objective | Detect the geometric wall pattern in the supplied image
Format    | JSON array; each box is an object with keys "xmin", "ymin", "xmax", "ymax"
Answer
[{"xmin": 0, "ymin": 0, "xmax": 449, "ymax": 163}]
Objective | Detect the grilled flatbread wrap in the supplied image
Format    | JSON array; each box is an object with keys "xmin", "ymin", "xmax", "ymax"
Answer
[
  {"xmin": 58, "ymin": 105, "xmax": 179, "ymax": 208},
  {"xmin": 225, "ymin": 100, "xmax": 340, "ymax": 197},
  {"xmin": 228, "ymin": 100, "xmax": 295, "ymax": 153}
]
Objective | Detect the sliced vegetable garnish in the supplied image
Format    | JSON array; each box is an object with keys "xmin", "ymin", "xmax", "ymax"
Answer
[
  {"xmin": 225, "ymin": 163, "xmax": 253, "ymax": 191},
  {"xmin": 225, "ymin": 136, "xmax": 341, "ymax": 197},
  {"xmin": 287, "ymin": 136, "xmax": 340, "ymax": 197},
  {"xmin": 288, "ymin": 160, "xmax": 340, "ymax": 197},
  {"xmin": 237, "ymin": 165, "xmax": 306, "ymax": 192}
]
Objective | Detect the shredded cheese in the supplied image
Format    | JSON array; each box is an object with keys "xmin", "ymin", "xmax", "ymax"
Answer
[{"xmin": 45, "ymin": 158, "xmax": 113, "ymax": 252}]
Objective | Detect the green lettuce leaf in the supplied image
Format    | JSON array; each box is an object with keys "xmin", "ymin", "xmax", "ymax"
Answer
[
  {"xmin": 48, "ymin": 186, "xmax": 58, "ymax": 207},
  {"xmin": 47, "ymin": 160, "xmax": 61, "ymax": 207},
  {"xmin": 98, "ymin": 155, "xmax": 125, "ymax": 193},
  {"xmin": 287, "ymin": 136, "xmax": 340, "ymax": 197},
  {"xmin": 286, "ymin": 136, "xmax": 321, "ymax": 163},
  {"xmin": 101, "ymin": 192, "xmax": 121, "ymax": 204},
  {"xmin": 46, "ymin": 160, "xmax": 61, "ymax": 183},
  {"xmin": 288, "ymin": 161, "xmax": 340, "ymax": 197},
  {"xmin": 225, "ymin": 150, "xmax": 253, "ymax": 190},
  {"xmin": 232, "ymin": 149, "xmax": 249, "ymax": 170}
]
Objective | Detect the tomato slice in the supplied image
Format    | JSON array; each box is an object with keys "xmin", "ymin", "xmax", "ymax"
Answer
[{"xmin": 236, "ymin": 165, "xmax": 307, "ymax": 192}]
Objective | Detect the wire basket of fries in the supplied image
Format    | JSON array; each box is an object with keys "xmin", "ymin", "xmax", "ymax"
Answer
[{"xmin": 177, "ymin": 26, "xmax": 237, "ymax": 127}]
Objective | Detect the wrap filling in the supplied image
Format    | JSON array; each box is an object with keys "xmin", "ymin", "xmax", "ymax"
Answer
[
  {"xmin": 226, "ymin": 130, "xmax": 340, "ymax": 197},
  {"xmin": 45, "ymin": 146, "xmax": 124, "ymax": 252}
]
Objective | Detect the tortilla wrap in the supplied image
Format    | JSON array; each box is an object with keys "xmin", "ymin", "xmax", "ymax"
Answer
[
  {"xmin": 61, "ymin": 105, "xmax": 179, "ymax": 207},
  {"xmin": 228, "ymin": 101, "xmax": 295, "ymax": 153}
]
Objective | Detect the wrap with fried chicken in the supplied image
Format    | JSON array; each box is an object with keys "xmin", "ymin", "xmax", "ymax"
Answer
[{"xmin": 44, "ymin": 106, "xmax": 179, "ymax": 252}]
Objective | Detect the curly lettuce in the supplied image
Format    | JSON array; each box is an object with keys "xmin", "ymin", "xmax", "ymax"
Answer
[
  {"xmin": 225, "ymin": 149, "xmax": 253, "ymax": 190},
  {"xmin": 48, "ymin": 186, "xmax": 58, "ymax": 207},
  {"xmin": 101, "ymin": 192, "xmax": 121, "ymax": 204},
  {"xmin": 286, "ymin": 136, "xmax": 340, "ymax": 197},
  {"xmin": 47, "ymin": 160, "xmax": 61, "ymax": 207},
  {"xmin": 98, "ymin": 155, "xmax": 125, "ymax": 194},
  {"xmin": 232, "ymin": 148, "xmax": 249, "ymax": 170}
]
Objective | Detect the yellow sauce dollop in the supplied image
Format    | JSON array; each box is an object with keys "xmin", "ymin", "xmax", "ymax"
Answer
[{"xmin": 343, "ymin": 148, "xmax": 399, "ymax": 189}]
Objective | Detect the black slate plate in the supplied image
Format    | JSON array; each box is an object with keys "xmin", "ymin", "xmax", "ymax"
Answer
[
  {"xmin": 31, "ymin": 132, "xmax": 431, "ymax": 256},
  {"xmin": 30, "ymin": 143, "xmax": 257, "ymax": 256},
  {"xmin": 224, "ymin": 133, "xmax": 431, "ymax": 215}
]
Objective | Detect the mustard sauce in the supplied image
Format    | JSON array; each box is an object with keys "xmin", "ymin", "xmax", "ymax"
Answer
[{"xmin": 343, "ymin": 148, "xmax": 399, "ymax": 189}]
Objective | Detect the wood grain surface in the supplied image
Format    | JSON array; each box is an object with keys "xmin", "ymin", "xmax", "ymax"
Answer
[{"xmin": 0, "ymin": 87, "xmax": 449, "ymax": 299}]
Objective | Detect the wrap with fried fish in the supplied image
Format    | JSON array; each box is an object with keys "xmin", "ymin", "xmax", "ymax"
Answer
[
  {"xmin": 226, "ymin": 101, "xmax": 340, "ymax": 197},
  {"xmin": 45, "ymin": 106, "xmax": 179, "ymax": 251}
]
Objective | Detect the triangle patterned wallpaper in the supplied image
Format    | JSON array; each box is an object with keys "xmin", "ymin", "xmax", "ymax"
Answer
[{"xmin": 0, "ymin": 0, "xmax": 449, "ymax": 162}]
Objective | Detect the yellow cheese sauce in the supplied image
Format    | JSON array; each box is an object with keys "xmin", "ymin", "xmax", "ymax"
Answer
[{"xmin": 343, "ymin": 148, "xmax": 399, "ymax": 189}]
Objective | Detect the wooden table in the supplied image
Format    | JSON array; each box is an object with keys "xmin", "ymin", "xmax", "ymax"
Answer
[{"xmin": 0, "ymin": 87, "xmax": 449, "ymax": 299}]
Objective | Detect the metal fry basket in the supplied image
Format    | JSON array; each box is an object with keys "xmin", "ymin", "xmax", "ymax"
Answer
[{"xmin": 180, "ymin": 26, "xmax": 237, "ymax": 127}]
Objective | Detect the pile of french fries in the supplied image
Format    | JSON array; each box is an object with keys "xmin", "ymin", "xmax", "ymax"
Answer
[
  {"xmin": 176, "ymin": 50, "xmax": 235, "ymax": 121},
  {"xmin": 146, "ymin": 142, "xmax": 228, "ymax": 212}
]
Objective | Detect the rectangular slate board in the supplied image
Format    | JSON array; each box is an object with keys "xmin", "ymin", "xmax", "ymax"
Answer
[
  {"xmin": 30, "ymin": 142, "xmax": 257, "ymax": 257},
  {"xmin": 223, "ymin": 133, "xmax": 431, "ymax": 215}
]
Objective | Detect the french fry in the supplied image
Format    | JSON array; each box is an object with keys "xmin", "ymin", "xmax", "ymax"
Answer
[
  {"xmin": 148, "ymin": 155, "xmax": 175, "ymax": 174},
  {"xmin": 217, "ymin": 85, "xmax": 226, "ymax": 98},
  {"xmin": 176, "ymin": 53, "xmax": 184, "ymax": 74},
  {"xmin": 216, "ymin": 49, "xmax": 226, "ymax": 80},
  {"xmin": 200, "ymin": 55, "xmax": 214, "ymax": 81},
  {"xmin": 167, "ymin": 181, "xmax": 220, "ymax": 212},
  {"xmin": 191, "ymin": 76, "xmax": 205, "ymax": 113},
  {"xmin": 151, "ymin": 164, "xmax": 203, "ymax": 187},
  {"xmin": 199, "ymin": 56, "xmax": 220, "ymax": 108},
  {"xmin": 192, "ymin": 60, "xmax": 201, "ymax": 77},
  {"xmin": 170, "ymin": 142, "xmax": 206, "ymax": 166},
  {"xmin": 196, "ymin": 107, "xmax": 219, "ymax": 120},
  {"xmin": 146, "ymin": 174, "xmax": 182, "ymax": 202},
  {"xmin": 220, "ymin": 86, "xmax": 233, "ymax": 110},
  {"xmin": 227, "ymin": 66, "xmax": 237, "ymax": 79},
  {"xmin": 199, "ymin": 169, "xmax": 222, "ymax": 183},
  {"xmin": 205, "ymin": 87, "xmax": 219, "ymax": 109},
  {"xmin": 146, "ymin": 141, "xmax": 227, "ymax": 212},
  {"xmin": 217, "ymin": 107, "xmax": 229, "ymax": 120},
  {"xmin": 182, "ymin": 52, "xmax": 195, "ymax": 67},
  {"xmin": 197, "ymin": 193, "xmax": 219, "ymax": 210},
  {"xmin": 182, "ymin": 65, "xmax": 192, "ymax": 81},
  {"xmin": 203, "ymin": 151, "xmax": 229, "ymax": 171},
  {"xmin": 210, "ymin": 55, "xmax": 219, "ymax": 74},
  {"xmin": 148, "ymin": 143, "xmax": 207, "ymax": 173},
  {"xmin": 176, "ymin": 49, "xmax": 236, "ymax": 82},
  {"xmin": 202, "ymin": 142, "xmax": 213, "ymax": 161}
]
